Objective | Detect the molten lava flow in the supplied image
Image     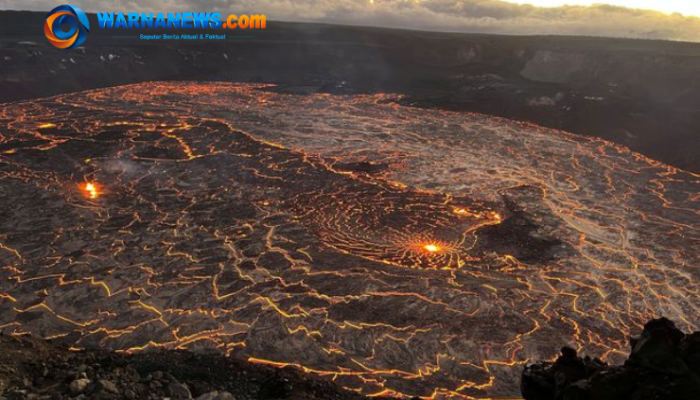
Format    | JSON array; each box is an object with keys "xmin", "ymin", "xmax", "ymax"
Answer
[
  {"xmin": 453, "ymin": 207, "xmax": 472, "ymax": 216},
  {"xmin": 82, "ymin": 182, "xmax": 99, "ymax": 199},
  {"xmin": 0, "ymin": 82, "xmax": 697, "ymax": 400},
  {"xmin": 423, "ymin": 243, "xmax": 441, "ymax": 253}
]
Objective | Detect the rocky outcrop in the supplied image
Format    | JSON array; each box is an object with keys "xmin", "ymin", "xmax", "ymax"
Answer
[{"xmin": 521, "ymin": 318, "xmax": 700, "ymax": 400}]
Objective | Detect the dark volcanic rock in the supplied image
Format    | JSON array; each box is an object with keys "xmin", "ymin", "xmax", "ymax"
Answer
[
  {"xmin": 0, "ymin": 334, "xmax": 385, "ymax": 400},
  {"xmin": 0, "ymin": 81, "xmax": 697, "ymax": 399},
  {"xmin": 333, "ymin": 161, "xmax": 389, "ymax": 175},
  {"xmin": 1, "ymin": 11, "xmax": 700, "ymax": 172},
  {"xmin": 522, "ymin": 318, "xmax": 700, "ymax": 400}
]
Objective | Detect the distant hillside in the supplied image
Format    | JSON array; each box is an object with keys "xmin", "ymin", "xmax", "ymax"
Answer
[{"xmin": 1, "ymin": 10, "xmax": 699, "ymax": 172}]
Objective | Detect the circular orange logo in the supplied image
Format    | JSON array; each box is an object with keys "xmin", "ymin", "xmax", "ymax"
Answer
[{"xmin": 44, "ymin": 5, "xmax": 90, "ymax": 49}]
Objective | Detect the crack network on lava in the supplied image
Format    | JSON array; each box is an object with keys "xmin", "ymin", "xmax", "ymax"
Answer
[{"xmin": 0, "ymin": 82, "xmax": 697, "ymax": 399}]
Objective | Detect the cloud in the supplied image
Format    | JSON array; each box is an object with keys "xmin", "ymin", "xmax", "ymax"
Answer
[{"xmin": 3, "ymin": 0, "xmax": 700, "ymax": 41}]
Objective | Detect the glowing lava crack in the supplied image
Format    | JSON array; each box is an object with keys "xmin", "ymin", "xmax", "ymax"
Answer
[{"xmin": 0, "ymin": 82, "xmax": 698, "ymax": 399}]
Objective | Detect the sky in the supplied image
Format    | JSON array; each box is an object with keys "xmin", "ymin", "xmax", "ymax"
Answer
[
  {"xmin": 504, "ymin": 1, "xmax": 700, "ymax": 17},
  {"xmin": 2, "ymin": 0, "xmax": 700, "ymax": 42}
]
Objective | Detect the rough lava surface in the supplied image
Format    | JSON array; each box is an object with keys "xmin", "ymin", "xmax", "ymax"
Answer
[{"xmin": 0, "ymin": 82, "xmax": 698, "ymax": 399}]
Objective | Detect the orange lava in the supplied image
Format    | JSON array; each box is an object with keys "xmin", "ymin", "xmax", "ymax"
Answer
[
  {"xmin": 422, "ymin": 244, "xmax": 441, "ymax": 253},
  {"xmin": 1, "ymin": 82, "xmax": 698, "ymax": 400},
  {"xmin": 82, "ymin": 182, "xmax": 99, "ymax": 199}
]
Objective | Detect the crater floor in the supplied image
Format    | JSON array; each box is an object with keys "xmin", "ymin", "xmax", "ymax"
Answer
[{"xmin": 0, "ymin": 83, "xmax": 697, "ymax": 399}]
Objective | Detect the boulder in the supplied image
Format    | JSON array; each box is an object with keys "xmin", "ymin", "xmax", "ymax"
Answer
[
  {"xmin": 69, "ymin": 378, "xmax": 90, "ymax": 395},
  {"xmin": 522, "ymin": 318, "xmax": 700, "ymax": 400},
  {"xmin": 167, "ymin": 381, "xmax": 193, "ymax": 399}
]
